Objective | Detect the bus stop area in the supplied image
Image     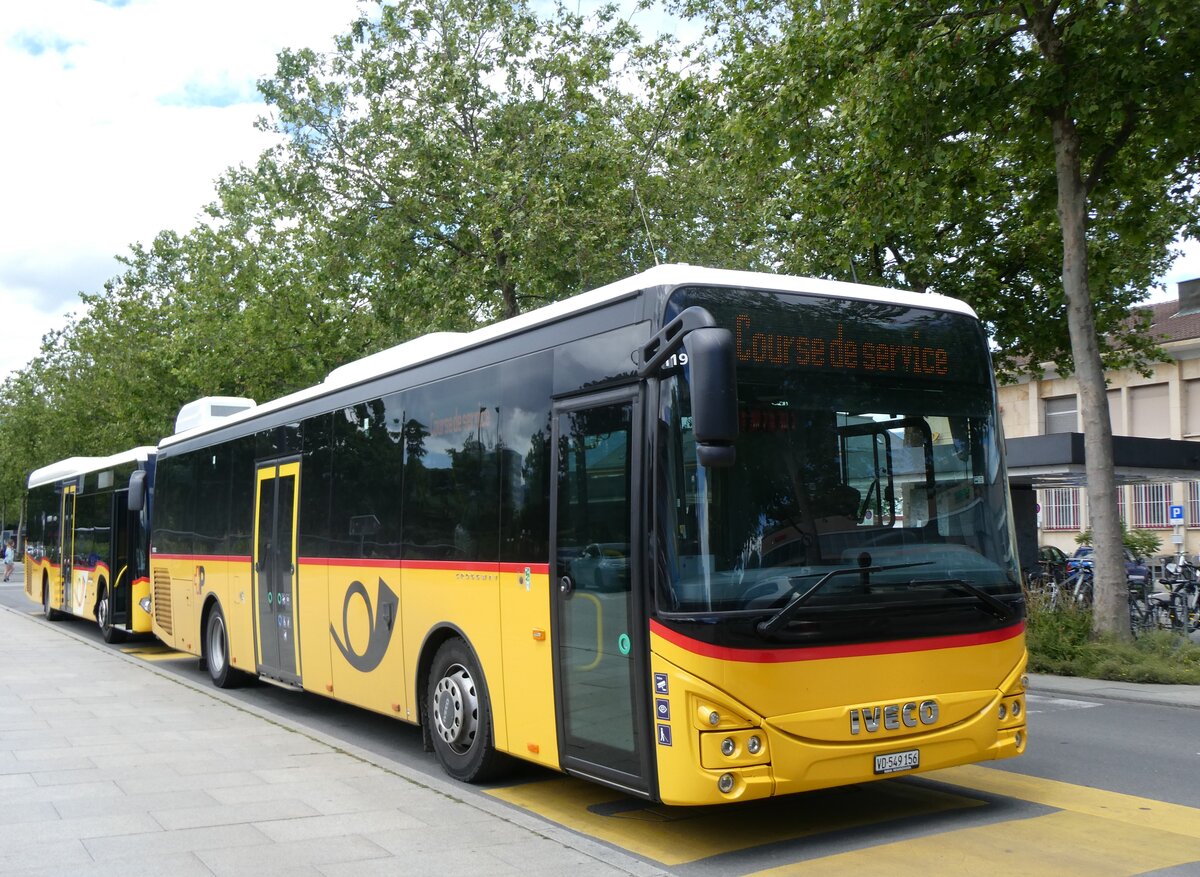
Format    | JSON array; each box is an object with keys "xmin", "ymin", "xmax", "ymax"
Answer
[
  {"xmin": 0, "ymin": 580, "xmax": 660, "ymax": 877},
  {"xmin": 3, "ymin": 564, "xmax": 1200, "ymax": 876}
]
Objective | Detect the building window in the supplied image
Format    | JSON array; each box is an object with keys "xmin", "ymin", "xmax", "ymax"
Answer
[
  {"xmin": 1129, "ymin": 384, "xmax": 1170, "ymax": 439},
  {"xmin": 1041, "ymin": 488, "xmax": 1080, "ymax": 531},
  {"xmin": 1189, "ymin": 481, "xmax": 1200, "ymax": 526},
  {"xmin": 1186, "ymin": 382, "xmax": 1200, "ymax": 437},
  {"xmin": 1131, "ymin": 483, "xmax": 1170, "ymax": 528},
  {"xmin": 1044, "ymin": 396, "xmax": 1077, "ymax": 435},
  {"xmin": 1108, "ymin": 389, "xmax": 1123, "ymax": 436}
]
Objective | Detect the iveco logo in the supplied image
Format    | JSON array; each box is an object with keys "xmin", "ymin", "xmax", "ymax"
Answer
[{"xmin": 849, "ymin": 699, "xmax": 939, "ymax": 735}]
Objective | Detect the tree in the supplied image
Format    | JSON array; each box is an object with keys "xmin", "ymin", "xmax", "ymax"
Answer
[
  {"xmin": 682, "ymin": 0, "xmax": 1200, "ymax": 637},
  {"xmin": 255, "ymin": 0, "xmax": 751, "ymax": 325},
  {"xmin": 0, "ymin": 0, "xmax": 759, "ymax": 513}
]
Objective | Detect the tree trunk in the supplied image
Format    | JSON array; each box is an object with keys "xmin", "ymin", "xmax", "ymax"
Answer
[{"xmin": 1051, "ymin": 111, "xmax": 1130, "ymax": 639}]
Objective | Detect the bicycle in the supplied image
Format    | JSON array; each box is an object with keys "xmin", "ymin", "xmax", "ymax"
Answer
[
  {"xmin": 1025, "ymin": 559, "xmax": 1066, "ymax": 611},
  {"xmin": 1128, "ymin": 579, "xmax": 1156, "ymax": 637},
  {"xmin": 1147, "ymin": 560, "xmax": 1199, "ymax": 635}
]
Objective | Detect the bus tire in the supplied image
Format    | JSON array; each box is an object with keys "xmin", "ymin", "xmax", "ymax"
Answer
[
  {"xmin": 205, "ymin": 604, "xmax": 243, "ymax": 689},
  {"xmin": 97, "ymin": 583, "xmax": 125, "ymax": 643},
  {"xmin": 427, "ymin": 638, "xmax": 507, "ymax": 783},
  {"xmin": 42, "ymin": 577, "xmax": 61, "ymax": 621}
]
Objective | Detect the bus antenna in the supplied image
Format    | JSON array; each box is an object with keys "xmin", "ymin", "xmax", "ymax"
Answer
[{"xmin": 634, "ymin": 186, "xmax": 660, "ymax": 267}]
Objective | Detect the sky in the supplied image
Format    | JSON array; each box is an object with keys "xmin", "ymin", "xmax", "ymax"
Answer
[{"xmin": 2, "ymin": 1, "xmax": 1198, "ymax": 390}]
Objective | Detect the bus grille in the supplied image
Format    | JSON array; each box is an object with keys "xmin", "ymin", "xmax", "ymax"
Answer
[{"xmin": 153, "ymin": 568, "xmax": 172, "ymax": 635}]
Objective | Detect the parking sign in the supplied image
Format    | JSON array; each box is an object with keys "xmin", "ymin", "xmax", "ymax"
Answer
[{"xmin": 1170, "ymin": 504, "xmax": 1185, "ymax": 523}]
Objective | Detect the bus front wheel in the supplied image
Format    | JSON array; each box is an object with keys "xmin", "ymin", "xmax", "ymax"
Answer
[
  {"xmin": 427, "ymin": 639, "xmax": 507, "ymax": 783},
  {"xmin": 205, "ymin": 605, "xmax": 243, "ymax": 689}
]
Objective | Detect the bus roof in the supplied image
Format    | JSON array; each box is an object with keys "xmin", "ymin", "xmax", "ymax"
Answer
[
  {"xmin": 160, "ymin": 264, "xmax": 977, "ymax": 449},
  {"xmin": 27, "ymin": 446, "xmax": 157, "ymax": 490}
]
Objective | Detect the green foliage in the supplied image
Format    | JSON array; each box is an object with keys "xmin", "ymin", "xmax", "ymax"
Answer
[
  {"xmin": 1026, "ymin": 600, "xmax": 1200, "ymax": 684},
  {"xmin": 0, "ymin": 0, "xmax": 753, "ymax": 511},
  {"xmin": 675, "ymin": 0, "xmax": 1199, "ymax": 381},
  {"xmin": 1074, "ymin": 524, "xmax": 1161, "ymax": 560}
]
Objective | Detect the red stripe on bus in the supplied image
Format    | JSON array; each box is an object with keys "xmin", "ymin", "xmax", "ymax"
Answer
[
  {"xmin": 298, "ymin": 558, "xmax": 551, "ymax": 575},
  {"xmin": 649, "ymin": 619, "xmax": 1026, "ymax": 663},
  {"xmin": 149, "ymin": 553, "xmax": 549, "ymax": 576}
]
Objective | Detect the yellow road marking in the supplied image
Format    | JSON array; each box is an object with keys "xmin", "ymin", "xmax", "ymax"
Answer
[
  {"xmin": 120, "ymin": 645, "xmax": 193, "ymax": 662},
  {"xmin": 748, "ymin": 809, "xmax": 1200, "ymax": 877},
  {"xmin": 489, "ymin": 763, "xmax": 1200, "ymax": 870},
  {"xmin": 929, "ymin": 764, "xmax": 1200, "ymax": 840},
  {"xmin": 487, "ymin": 777, "xmax": 981, "ymax": 866}
]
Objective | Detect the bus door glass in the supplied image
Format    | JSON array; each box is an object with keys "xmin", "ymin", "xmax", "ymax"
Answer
[
  {"xmin": 59, "ymin": 484, "xmax": 76, "ymax": 610},
  {"xmin": 111, "ymin": 489, "xmax": 131, "ymax": 627},
  {"xmin": 253, "ymin": 460, "xmax": 301, "ymax": 682},
  {"xmin": 552, "ymin": 388, "xmax": 650, "ymax": 796}
]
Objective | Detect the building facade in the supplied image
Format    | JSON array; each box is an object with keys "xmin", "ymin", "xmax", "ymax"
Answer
[{"xmin": 998, "ymin": 278, "xmax": 1200, "ymax": 565}]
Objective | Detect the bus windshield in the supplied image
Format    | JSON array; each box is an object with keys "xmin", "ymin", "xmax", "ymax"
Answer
[{"xmin": 655, "ymin": 286, "xmax": 1022, "ymax": 643}]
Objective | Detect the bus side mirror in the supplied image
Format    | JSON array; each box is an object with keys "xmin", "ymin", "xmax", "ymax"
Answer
[
  {"xmin": 684, "ymin": 327, "xmax": 738, "ymax": 468},
  {"xmin": 128, "ymin": 470, "xmax": 147, "ymax": 512}
]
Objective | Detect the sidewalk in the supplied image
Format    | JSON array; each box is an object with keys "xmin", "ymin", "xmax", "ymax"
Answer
[
  {"xmin": 1028, "ymin": 672, "xmax": 1200, "ymax": 709},
  {"xmin": 0, "ymin": 600, "xmax": 663, "ymax": 877}
]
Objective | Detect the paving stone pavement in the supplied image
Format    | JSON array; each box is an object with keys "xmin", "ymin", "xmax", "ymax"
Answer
[{"xmin": 0, "ymin": 602, "xmax": 666, "ymax": 876}]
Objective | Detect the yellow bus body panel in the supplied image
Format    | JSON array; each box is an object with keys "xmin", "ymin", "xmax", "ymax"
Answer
[
  {"xmin": 497, "ymin": 565, "xmax": 558, "ymax": 769},
  {"xmin": 649, "ymin": 624, "xmax": 1027, "ymax": 806}
]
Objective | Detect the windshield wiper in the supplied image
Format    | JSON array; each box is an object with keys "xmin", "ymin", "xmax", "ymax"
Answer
[
  {"xmin": 756, "ymin": 561, "xmax": 932, "ymax": 637},
  {"xmin": 905, "ymin": 578, "xmax": 1018, "ymax": 623}
]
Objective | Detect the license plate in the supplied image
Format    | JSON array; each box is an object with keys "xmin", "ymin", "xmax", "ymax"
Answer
[{"xmin": 874, "ymin": 749, "xmax": 920, "ymax": 775}]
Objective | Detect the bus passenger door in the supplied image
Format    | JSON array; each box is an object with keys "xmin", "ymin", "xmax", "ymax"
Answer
[
  {"xmin": 551, "ymin": 388, "xmax": 652, "ymax": 798},
  {"xmin": 59, "ymin": 484, "xmax": 77, "ymax": 611},
  {"xmin": 253, "ymin": 460, "xmax": 301, "ymax": 684},
  {"xmin": 110, "ymin": 490, "xmax": 131, "ymax": 629}
]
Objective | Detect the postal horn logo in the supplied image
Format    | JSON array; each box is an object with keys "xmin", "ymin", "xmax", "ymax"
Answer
[{"xmin": 331, "ymin": 577, "xmax": 398, "ymax": 672}]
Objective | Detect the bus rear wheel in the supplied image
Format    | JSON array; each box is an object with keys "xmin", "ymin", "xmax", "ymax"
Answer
[
  {"xmin": 427, "ymin": 639, "xmax": 507, "ymax": 783},
  {"xmin": 205, "ymin": 605, "xmax": 243, "ymax": 689},
  {"xmin": 97, "ymin": 584, "xmax": 125, "ymax": 643},
  {"xmin": 42, "ymin": 579, "xmax": 61, "ymax": 621}
]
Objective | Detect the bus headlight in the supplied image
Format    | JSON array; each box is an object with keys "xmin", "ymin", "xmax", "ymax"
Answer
[
  {"xmin": 717, "ymin": 773, "xmax": 735, "ymax": 794},
  {"xmin": 721, "ymin": 737, "xmax": 735, "ymax": 757},
  {"xmin": 747, "ymin": 735, "xmax": 762, "ymax": 755},
  {"xmin": 139, "ymin": 597, "xmax": 152, "ymax": 613}
]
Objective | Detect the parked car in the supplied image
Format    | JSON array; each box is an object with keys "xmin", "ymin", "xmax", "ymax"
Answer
[
  {"xmin": 1067, "ymin": 545, "xmax": 1149, "ymax": 585},
  {"xmin": 567, "ymin": 543, "xmax": 630, "ymax": 592},
  {"xmin": 1036, "ymin": 545, "xmax": 1069, "ymax": 580}
]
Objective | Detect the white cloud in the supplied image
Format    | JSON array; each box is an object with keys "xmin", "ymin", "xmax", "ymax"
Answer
[
  {"xmin": 1, "ymin": 0, "xmax": 1194, "ymax": 387},
  {"xmin": 0, "ymin": 0, "xmax": 364, "ymax": 384}
]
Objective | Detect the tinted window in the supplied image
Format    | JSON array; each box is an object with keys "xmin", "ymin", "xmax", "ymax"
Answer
[
  {"xmin": 403, "ymin": 370, "xmax": 500, "ymax": 561},
  {"xmin": 299, "ymin": 412, "xmax": 334, "ymax": 558},
  {"xmin": 194, "ymin": 447, "xmax": 231, "ymax": 556},
  {"xmin": 329, "ymin": 396, "xmax": 406, "ymax": 559},
  {"xmin": 154, "ymin": 454, "xmax": 196, "ymax": 556},
  {"xmin": 228, "ymin": 437, "xmax": 256, "ymax": 556},
  {"xmin": 498, "ymin": 353, "xmax": 553, "ymax": 564}
]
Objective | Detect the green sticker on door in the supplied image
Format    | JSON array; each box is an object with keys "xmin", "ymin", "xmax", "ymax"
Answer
[{"xmin": 617, "ymin": 633, "xmax": 631, "ymax": 655}]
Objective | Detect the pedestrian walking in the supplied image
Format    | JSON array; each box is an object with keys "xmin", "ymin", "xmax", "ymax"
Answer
[{"xmin": 2, "ymin": 539, "xmax": 14, "ymax": 581}]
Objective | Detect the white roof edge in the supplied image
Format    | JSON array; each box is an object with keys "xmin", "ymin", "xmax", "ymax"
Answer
[
  {"xmin": 158, "ymin": 264, "xmax": 975, "ymax": 448},
  {"xmin": 28, "ymin": 445, "xmax": 157, "ymax": 490}
]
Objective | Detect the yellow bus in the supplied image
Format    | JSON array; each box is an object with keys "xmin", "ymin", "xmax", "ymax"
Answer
[
  {"xmin": 25, "ymin": 447, "xmax": 156, "ymax": 642},
  {"xmin": 149, "ymin": 265, "xmax": 1026, "ymax": 805}
]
